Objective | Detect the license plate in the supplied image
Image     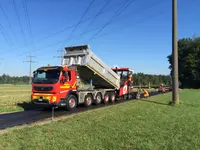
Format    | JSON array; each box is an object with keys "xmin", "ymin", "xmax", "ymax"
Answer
[{"xmin": 38, "ymin": 98, "xmax": 43, "ymax": 101}]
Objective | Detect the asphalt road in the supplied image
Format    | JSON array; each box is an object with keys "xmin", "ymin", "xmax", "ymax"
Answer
[{"xmin": 0, "ymin": 91, "xmax": 169, "ymax": 130}]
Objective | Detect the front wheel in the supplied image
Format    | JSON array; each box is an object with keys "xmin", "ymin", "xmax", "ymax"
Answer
[{"xmin": 65, "ymin": 95, "xmax": 78, "ymax": 111}]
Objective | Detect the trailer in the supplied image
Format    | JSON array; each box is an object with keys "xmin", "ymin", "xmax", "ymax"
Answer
[{"xmin": 31, "ymin": 45, "xmax": 140, "ymax": 110}]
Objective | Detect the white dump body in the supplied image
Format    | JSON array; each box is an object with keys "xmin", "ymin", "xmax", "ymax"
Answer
[{"xmin": 62, "ymin": 45, "xmax": 120, "ymax": 89}]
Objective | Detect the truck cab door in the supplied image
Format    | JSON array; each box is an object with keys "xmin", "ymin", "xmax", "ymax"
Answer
[{"xmin": 60, "ymin": 71, "xmax": 76, "ymax": 89}]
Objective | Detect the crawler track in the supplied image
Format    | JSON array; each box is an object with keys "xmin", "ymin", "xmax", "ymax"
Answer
[{"xmin": 0, "ymin": 91, "xmax": 170, "ymax": 130}]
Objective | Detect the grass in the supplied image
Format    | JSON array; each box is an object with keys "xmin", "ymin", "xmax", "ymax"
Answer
[
  {"xmin": 0, "ymin": 89, "xmax": 200, "ymax": 150},
  {"xmin": 0, "ymin": 84, "xmax": 32, "ymax": 113}
]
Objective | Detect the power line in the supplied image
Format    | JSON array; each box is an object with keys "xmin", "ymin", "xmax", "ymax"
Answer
[
  {"xmin": 53, "ymin": 50, "xmax": 65, "ymax": 65},
  {"xmin": 0, "ymin": 3, "xmax": 16, "ymax": 43},
  {"xmin": 32, "ymin": 1, "xmax": 122, "ymax": 45},
  {"xmin": 23, "ymin": 54, "xmax": 37, "ymax": 84},
  {"xmin": 20, "ymin": 40, "xmax": 67, "ymax": 56},
  {"xmin": 66, "ymin": 0, "xmax": 96, "ymax": 42},
  {"xmin": 89, "ymin": 0, "xmax": 136, "ymax": 41},
  {"xmin": 87, "ymin": 0, "xmax": 168, "ymax": 40},
  {"xmin": 83, "ymin": 0, "xmax": 110, "ymax": 33},
  {"xmin": 23, "ymin": 0, "xmax": 33, "ymax": 44},
  {"xmin": 79, "ymin": 0, "xmax": 167, "ymax": 40},
  {"xmin": 17, "ymin": 0, "xmax": 166, "ymax": 56},
  {"xmin": 56, "ymin": 0, "xmax": 96, "ymax": 53},
  {"xmin": 23, "ymin": 0, "xmax": 30, "ymax": 37},
  {"xmin": 18, "ymin": 0, "xmax": 152, "ymax": 55},
  {"xmin": 96, "ymin": 10, "xmax": 167, "ymax": 39},
  {"xmin": 13, "ymin": 0, "xmax": 27, "ymax": 45},
  {"xmin": 4, "ymin": 1, "xmax": 123, "ymax": 56},
  {"xmin": 33, "ymin": 3, "xmax": 106, "ymax": 44},
  {"xmin": 0, "ymin": 23, "xmax": 13, "ymax": 46},
  {"xmin": 22, "ymin": 0, "xmax": 30, "ymax": 41}
]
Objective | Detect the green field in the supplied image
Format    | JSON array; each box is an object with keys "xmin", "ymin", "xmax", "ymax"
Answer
[
  {"xmin": 1, "ymin": 89, "xmax": 200, "ymax": 150},
  {"xmin": 0, "ymin": 84, "xmax": 31, "ymax": 113}
]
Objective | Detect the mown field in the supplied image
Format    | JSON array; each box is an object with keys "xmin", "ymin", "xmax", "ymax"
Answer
[
  {"xmin": 0, "ymin": 84, "xmax": 156, "ymax": 113},
  {"xmin": 0, "ymin": 89, "xmax": 200, "ymax": 150},
  {"xmin": 0, "ymin": 84, "xmax": 31, "ymax": 113}
]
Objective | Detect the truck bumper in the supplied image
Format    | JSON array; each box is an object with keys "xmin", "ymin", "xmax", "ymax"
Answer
[
  {"xmin": 31, "ymin": 93, "xmax": 66, "ymax": 107},
  {"xmin": 31, "ymin": 99, "xmax": 66, "ymax": 107}
]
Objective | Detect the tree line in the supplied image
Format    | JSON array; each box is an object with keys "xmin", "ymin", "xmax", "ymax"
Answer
[
  {"xmin": 132, "ymin": 73, "xmax": 171, "ymax": 86},
  {"xmin": 167, "ymin": 36, "xmax": 200, "ymax": 88},
  {"xmin": 0, "ymin": 73, "xmax": 171, "ymax": 86},
  {"xmin": 0, "ymin": 74, "xmax": 29, "ymax": 84}
]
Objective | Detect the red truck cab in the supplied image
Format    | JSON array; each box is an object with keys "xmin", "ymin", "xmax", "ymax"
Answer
[{"xmin": 31, "ymin": 65, "xmax": 76, "ymax": 106}]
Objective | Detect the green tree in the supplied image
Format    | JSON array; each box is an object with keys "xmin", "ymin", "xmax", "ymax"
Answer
[{"xmin": 167, "ymin": 37, "xmax": 200, "ymax": 88}]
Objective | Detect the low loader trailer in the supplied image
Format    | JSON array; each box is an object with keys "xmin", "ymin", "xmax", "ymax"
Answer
[{"xmin": 31, "ymin": 45, "xmax": 141, "ymax": 110}]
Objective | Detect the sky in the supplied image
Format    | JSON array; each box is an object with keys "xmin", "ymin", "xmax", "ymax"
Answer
[{"xmin": 0, "ymin": 0, "xmax": 200, "ymax": 76}]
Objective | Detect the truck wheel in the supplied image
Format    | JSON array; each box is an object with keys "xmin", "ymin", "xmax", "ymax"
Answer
[
  {"xmin": 103, "ymin": 93, "xmax": 109, "ymax": 104},
  {"xmin": 65, "ymin": 95, "xmax": 77, "ymax": 111},
  {"xmin": 109, "ymin": 92, "xmax": 116, "ymax": 103},
  {"xmin": 84, "ymin": 94, "xmax": 93, "ymax": 107},
  {"xmin": 136, "ymin": 92, "xmax": 141, "ymax": 99},
  {"xmin": 94, "ymin": 93, "xmax": 102, "ymax": 105}
]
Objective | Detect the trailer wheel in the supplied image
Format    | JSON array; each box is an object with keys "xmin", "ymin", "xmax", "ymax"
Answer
[
  {"xmin": 103, "ymin": 93, "xmax": 109, "ymax": 104},
  {"xmin": 94, "ymin": 93, "xmax": 102, "ymax": 105},
  {"xmin": 65, "ymin": 95, "xmax": 77, "ymax": 111},
  {"xmin": 109, "ymin": 92, "xmax": 116, "ymax": 103},
  {"xmin": 84, "ymin": 94, "xmax": 93, "ymax": 107}
]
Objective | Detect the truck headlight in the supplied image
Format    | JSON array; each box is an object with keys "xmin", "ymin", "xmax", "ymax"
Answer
[{"xmin": 52, "ymin": 96, "xmax": 57, "ymax": 102}]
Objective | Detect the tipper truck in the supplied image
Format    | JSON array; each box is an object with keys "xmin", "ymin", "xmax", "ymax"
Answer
[{"xmin": 31, "ymin": 45, "xmax": 141, "ymax": 110}]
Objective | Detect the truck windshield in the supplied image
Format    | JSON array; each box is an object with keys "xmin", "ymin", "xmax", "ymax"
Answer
[{"xmin": 32, "ymin": 69, "xmax": 61, "ymax": 84}]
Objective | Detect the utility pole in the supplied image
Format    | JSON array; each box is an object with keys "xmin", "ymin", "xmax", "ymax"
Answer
[
  {"xmin": 172, "ymin": 0, "xmax": 179, "ymax": 104},
  {"xmin": 54, "ymin": 49, "xmax": 64, "ymax": 65},
  {"xmin": 23, "ymin": 54, "xmax": 37, "ymax": 85}
]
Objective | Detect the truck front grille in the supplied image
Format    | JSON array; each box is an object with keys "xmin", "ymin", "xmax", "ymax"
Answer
[
  {"xmin": 33, "ymin": 99, "xmax": 50, "ymax": 105},
  {"xmin": 34, "ymin": 86, "xmax": 53, "ymax": 91}
]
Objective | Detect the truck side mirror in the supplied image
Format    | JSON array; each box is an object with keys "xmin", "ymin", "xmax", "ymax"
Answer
[
  {"xmin": 60, "ymin": 79, "xmax": 64, "ymax": 84},
  {"xmin": 33, "ymin": 71, "xmax": 36, "ymax": 78}
]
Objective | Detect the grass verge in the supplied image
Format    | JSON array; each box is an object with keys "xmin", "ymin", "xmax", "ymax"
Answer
[{"xmin": 0, "ymin": 90, "xmax": 200, "ymax": 149}]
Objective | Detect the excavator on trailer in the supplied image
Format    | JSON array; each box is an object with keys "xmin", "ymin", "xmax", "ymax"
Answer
[{"xmin": 31, "ymin": 45, "xmax": 141, "ymax": 110}]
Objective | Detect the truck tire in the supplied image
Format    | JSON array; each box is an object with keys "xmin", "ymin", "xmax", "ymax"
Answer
[
  {"xmin": 103, "ymin": 92, "xmax": 109, "ymax": 104},
  {"xmin": 84, "ymin": 94, "xmax": 93, "ymax": 107},
  {"xmin": 136, "ymin": 92, "xmax": 141, "ymax": 99},
  {"xmin": 94, "ymin": 92, "xmax": 102, "ymax": 105},
  {"xmin": 65, "ymin": 95, "xmax": 77, "ymax": 111},
  {"xmin": 109, "ymin": 92, "xmax": 116, "ymax": 103}
]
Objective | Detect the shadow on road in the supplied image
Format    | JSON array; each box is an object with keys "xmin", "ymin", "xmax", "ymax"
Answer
[
  {"xmin": 16, "ymin": 101, "xmax": 67, "ymax": 112},
  {"xmin": 17, "ymin": 101, "xmax": 45, "ymax": 111}
]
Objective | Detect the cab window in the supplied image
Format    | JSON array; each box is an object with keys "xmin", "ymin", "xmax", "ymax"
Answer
[{"xmin": 63, "ymin": 71, "xmax": 71, "ymax": 81}]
